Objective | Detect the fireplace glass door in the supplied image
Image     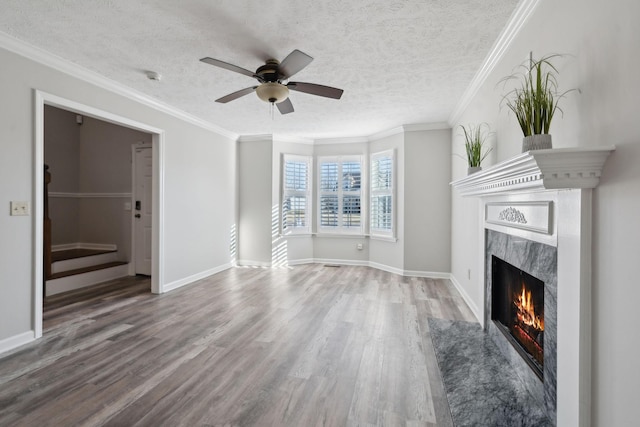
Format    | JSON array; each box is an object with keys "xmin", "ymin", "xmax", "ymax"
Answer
[{"xmin": 491, "ymin": 255, "xmax": 544, "ymax": 379}]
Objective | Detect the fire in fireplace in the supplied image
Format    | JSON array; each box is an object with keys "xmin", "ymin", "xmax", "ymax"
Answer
[{"xmin": 491, "ymin": 255, "xmax": 545, "ymax": 379}]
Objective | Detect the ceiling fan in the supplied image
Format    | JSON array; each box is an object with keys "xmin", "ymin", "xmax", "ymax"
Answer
[{"xmin": 200, "ymin": 49, "xmax": 343, "ymax": 115}]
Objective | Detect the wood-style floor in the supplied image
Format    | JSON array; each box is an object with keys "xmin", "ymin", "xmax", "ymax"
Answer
[{"xmin": 0, "ymin": 264, "xmax": 475, "ymax": 426}]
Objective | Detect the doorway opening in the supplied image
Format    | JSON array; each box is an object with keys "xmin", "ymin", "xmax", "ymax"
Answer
[{"xmin": 34, "ymin": 91, "xmax": 165, "ymax": 338}]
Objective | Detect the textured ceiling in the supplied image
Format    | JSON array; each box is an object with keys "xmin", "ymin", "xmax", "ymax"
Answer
[{"xmin": 0, "ymin": 0, "xmax": 519, "ymax": 139}]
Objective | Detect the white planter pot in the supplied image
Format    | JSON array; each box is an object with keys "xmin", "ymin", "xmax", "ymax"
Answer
[
  {"xmin": 468, "ymin": 166, "xmax": 482, "ymax": 175},
  {"xmin": 522, "ymin": 134, "xmax": 552, "ymax": 152}
]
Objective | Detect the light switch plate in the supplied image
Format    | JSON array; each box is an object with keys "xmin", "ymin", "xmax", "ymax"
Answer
[{"xmin": 10, "ymin": 201, "xmax": 30, "ymax": 216}]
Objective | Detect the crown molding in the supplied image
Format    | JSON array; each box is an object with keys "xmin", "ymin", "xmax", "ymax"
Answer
[
  {"xmin": 0, "ymin": 31, "xmax": 238, "ymax": 140},
  {"xmin": 448, "ymin": 0, "xmax": 542, "ymax": 126},
  {"xmin": 237, "ymin": 134, "xmax": 274, "ymax": 143},
  {"xmin": 402, "ymin": 122, "xmax": 451, "ymax": 132},
  {"xmin": 451, "ymin": 146, "xmax": 615, "ymax": 197}
]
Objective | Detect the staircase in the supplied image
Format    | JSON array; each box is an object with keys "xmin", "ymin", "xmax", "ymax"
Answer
[{"xmin": 46, "ymin": 248, "xmax": 129, "ymax": 296}]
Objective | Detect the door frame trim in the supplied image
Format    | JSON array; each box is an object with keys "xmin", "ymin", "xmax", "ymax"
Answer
[{"xmin": 34, "ymin": 90, "xmax": 166, "ymax": 338}]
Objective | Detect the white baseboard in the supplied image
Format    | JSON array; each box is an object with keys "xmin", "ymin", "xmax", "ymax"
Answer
[
  {"xmin": 449, "ymin": 273, "xmax": 482, "ymax": 323},
  {"xmin": 402, "ymin": 269, "xmax": 451, "ymax": 279},
  {"xmin": 52, "ymin": 243, "xmax": 117, "ymax": 252},
  {"xmin": 314, "ymin": 258, "xmax": 370, "ymax": 268},
  {"xmin": 287, "ymin": 258, "xmax": 450, "ymax": 279},
  {"xmin": 162, "ymin": 263, "xmax": 232, "ymax": 293},
  {"xmin": 236, "ymin": 260, "xmax": 272, "ymax": 268},
  {"xmin": 0, "ymin": 331, "xmax": 35, "ymax": 357},
  {"xmin": 368, "ymin": 260, "xmax": 405, "ymax": 276}
]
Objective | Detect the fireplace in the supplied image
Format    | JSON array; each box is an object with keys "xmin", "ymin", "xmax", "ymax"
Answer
[{"xmin": 491, "ymin": 255, "xmax": 544, "ymax": 379}]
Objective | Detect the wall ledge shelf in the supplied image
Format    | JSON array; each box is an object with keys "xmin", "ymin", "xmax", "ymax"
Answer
[{"xmin": 451, "ymin": 146, "xmax": 616, "ymax": 197}]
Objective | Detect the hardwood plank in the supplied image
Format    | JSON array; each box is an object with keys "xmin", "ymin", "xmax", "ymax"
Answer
[{"xmin": 0, "ymin": 265, "xmax": 474, "ymax": 426}]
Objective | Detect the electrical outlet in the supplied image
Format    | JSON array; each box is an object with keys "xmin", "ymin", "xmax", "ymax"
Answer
[
  {"xmin": 356, "ymin": 243, "xmax": 364, "ymax": 250},
  {"xmin": 10, "ymin": 201, "xmax": 30, "ymax": 216}
]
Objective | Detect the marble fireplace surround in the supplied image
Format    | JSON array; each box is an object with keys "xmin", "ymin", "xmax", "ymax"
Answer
[{"xmin": 451, "ymin": 147, "xmax": 615, "ymax": 427}]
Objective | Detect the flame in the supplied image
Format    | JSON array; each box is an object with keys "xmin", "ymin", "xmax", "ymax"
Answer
[{"xmin": 515, "ymin": 283, "xmax": 544, "ymax": 331}]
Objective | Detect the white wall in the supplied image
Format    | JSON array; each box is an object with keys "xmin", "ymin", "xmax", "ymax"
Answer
[
  {"xmin": 449, "ymin": 0, "xmax": 640, "ymax": 424},
  {"xmin": 0, "ymin": 45, "xmax": 235, "ymax": 344}
]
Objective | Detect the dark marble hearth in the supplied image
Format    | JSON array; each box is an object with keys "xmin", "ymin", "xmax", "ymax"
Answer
[{"xmin": 429, "ymin": 318, "xmax": 552, "ymax": 427}]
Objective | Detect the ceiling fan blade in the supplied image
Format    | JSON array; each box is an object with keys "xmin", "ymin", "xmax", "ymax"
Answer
[
  {"xmin": 276, "ymin": 98, "xmax": 294, "ymax": 114},
  {"xmin": 215, "ymin": 86, "xmax": 257, "ymax": 103},
  {"xmin": 287, "ymin": 82, "xmax": 344, "ymax": 99},
  {"xmin": 200, "ymin": 57, "xmax": 256, "ymax": 78},
  {"xmin": 278, "ymin": 50, "xmax": 313, "ymax": 79}
]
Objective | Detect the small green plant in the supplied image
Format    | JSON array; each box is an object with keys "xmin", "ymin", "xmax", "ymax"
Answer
[
  {"xmin": 500, "ymin": 54, "xmax": 572, "ymax": 136},
  {"xmin": 460, "ymin": 123, "xmax": 492, "ymax": 168}
]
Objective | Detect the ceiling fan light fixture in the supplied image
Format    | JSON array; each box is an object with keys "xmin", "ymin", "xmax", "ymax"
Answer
[{"xmin": 256, "ymin": 82, "xmax": 289, "ymax": 104}]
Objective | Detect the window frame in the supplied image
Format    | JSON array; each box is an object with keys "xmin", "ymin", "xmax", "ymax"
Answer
[
  {"xmin": 370, "ymin": 149, "xmax": 395, "ymax": 239},
  {"xmin": 281, "ymin": 154, "xmax": 313, "ymax": 235},
  {"xmin": 317, "ymin": 155, "xmax": 364, "ymax": 235}
]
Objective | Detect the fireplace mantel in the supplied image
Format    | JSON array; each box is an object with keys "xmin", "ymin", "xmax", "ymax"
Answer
[{"xmin": 451, "ymin": 146, "xmax": 615, "ymax": 196}]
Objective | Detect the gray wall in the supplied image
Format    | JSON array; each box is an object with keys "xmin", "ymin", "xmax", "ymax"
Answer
[
  {"xmin": 45, "ymin": 106, "xmax": 151, "ymax": 262},
  {"xmin": 238, "ymin": 138, "xmax": 273, "ymax": 265},
  {"xmin": 0, "ymin": 45, "xmax": 236, "ymax": 342},
  {"xmin": 404, "ymin": 129, "xmax": 451, "ymax": 273},
  {"xmin": 449, "ymin": 0, "xmax": 640, "ymax": 424},
  {"xmin": 44, "ymin": 106, "xmax": 80, "ymax": 245}
]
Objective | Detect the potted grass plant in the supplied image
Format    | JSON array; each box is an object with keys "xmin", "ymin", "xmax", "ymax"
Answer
[
  {"xmin": 460, "ymin": 123, "xmax": 492, "ymax": 175},
  {"xmin": 500, "ymin": 54, "xmax": 571, "ymax": 152}
]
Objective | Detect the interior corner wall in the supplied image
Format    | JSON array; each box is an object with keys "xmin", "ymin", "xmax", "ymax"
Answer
[
  {"xmin": 0, "ymin": 45, "xmax": 236, "ymax": 345},
  {"xmin": 238, "ymin": 138, "xmax": 273, "ymax": 266},
  {"xmin": 449, "ymin": 0, "xmax": 640, "ymax": 424},
  {"xmin": 44, "ymin": 105, "xmax": 80, "ymax": 245},
  {"xmin": 403, "ymin": 129, "xmax": 451, "ymax": 273}
]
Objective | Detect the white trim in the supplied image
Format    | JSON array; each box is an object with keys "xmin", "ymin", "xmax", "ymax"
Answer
[
  {"xmin": 163, "ymin": 263, "xmax": 233, "ymax": 293},
  {"xmin": 451, "ymin": 147, "xmax": 616, "ymax": 196},
  {"xmin": 287, "ymin": 258, "xmax": 315, "ymax": 266},
  {"xmin": 313, "ymin": 233, "xmax": 367, "ymax": 239},
  {"xmin": 314, "ymin": 258, "xmax": 370, "ymax": 268},
  {"xmin": 314, "ymin": 136, "xmax": 370, "ymax": 145},
  {"xmin": 49, "ymin": 192, "xmax": 132, "ymax": 198},
  {"xmin": 237, "ymin": 134, "xmax": 274, "ymax": 143},
  {"xmin": 449, "ymin": 273, "xmax": 482, "ymax": 322},
  {"xmin": 34, "ymin": 91, "xmax": 45, "ymax": 339},
  {"xmin": 52, "ymin": 243, "xmax": 117, "ymax": 252},
  {"xmin": 366, "ymin": 261, "xmax": 405, "ymax": 276},
  {"xmin": 0, "ymin": 331, "xmax": 35, "ymax": 357},
  {"xmin": 368, "ymin": 235, "xmax": 398, "ymax": 243},
  {"xmin": 403, "ymin": 270, "xmax": 451, "ymax": 279},
  {"xmin": 0, "ymin": 31, "xmax": 237, "ymax": 140},
  {"xmin": 448, "ymin": 0, "xmax": 542, "ymax": 125},
  {"xmin": 152, "ymin": 133, "xmax": 165, "ymax": 294},
  {"xmin": 236, "ymin": 260, "xmax": 272, "ymax": 268}
]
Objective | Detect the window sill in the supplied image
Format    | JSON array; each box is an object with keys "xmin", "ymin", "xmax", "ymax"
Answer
[
  {"xmin": 313, "ymin": 233, "xmax": 367, "ymax": 239},
  {"xmin": 369, "ymin": 234, "xmax": 398, "ymax": 242},
  {"xmin": 281, "ymin": 233, "xmax": 313, "ymax": 238}
]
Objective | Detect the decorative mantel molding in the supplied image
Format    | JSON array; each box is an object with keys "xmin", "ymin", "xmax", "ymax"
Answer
[{"xmin": 451, "ymin": 146, "xmax": 615, "ymax": 196}]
